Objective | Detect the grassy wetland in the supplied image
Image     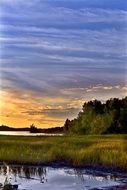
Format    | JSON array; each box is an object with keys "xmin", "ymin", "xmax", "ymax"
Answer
[{"xmin": 0, "ymin": 135, "xmax": 127, "ymax": 171}]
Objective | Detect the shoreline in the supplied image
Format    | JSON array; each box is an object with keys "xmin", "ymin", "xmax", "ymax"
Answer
[
  {"xmin": 1, "ymin": 161, "xmax": 127, "ymax": 176},
  {"xmin": 0, "ymin": 135, "xmax": 126, "ymax": 174}
]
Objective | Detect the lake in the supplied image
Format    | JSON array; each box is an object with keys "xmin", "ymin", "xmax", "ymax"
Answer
[
  {"xmin": 0, "ymin": 164, "xmax": 127, "ymax": 190},
  {"xmin": 0, "ymin": 131, "xmax": 63, "ymax": 136}
]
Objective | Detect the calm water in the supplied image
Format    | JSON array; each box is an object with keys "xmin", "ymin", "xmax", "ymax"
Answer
[
  {"xmin": 0, "ymin": 165, "xmax": 126, "ymax": 190},
  {"xmin": 0, "ymin": 131, "xmax": 62, "ymax": 136}
]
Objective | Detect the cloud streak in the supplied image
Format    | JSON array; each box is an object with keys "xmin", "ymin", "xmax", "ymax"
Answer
[
  {"xmin": 0, "ymin": 84, "xmax": 127, "ymax": 127},
  {"xmin": 0, "ymin": 0, "xmax": 127, "ymax": 127}
]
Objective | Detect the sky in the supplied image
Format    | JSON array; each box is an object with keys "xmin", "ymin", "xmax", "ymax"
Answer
[{"xmin": 0, "ymin": 0, "xmax": 127, "ymax": 128}]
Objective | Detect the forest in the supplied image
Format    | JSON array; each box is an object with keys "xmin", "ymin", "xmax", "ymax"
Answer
[{"xmin": 64, "ymin": 97, "xmax": 127, "ymax": 134}]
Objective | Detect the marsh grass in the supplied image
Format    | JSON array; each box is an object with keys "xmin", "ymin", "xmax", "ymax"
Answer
[{"xmin": 0, "ymin": 135, "xmax": 126, "ymax": 170}]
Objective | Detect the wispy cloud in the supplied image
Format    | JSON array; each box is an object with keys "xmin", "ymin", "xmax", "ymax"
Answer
[
  {"xmin": 0, "ymin": 0, "xmax": 39, "ymax": 7},
  {"xmin": 0, "ymin": 84, "xmax": 126, "ymax": 127},
  {"xmin": 0, "ymin": 0, "xmax": 127, "ymax": 127}
]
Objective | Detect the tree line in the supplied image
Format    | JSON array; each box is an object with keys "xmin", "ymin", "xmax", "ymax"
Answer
[{"xmin": 64, "ymin": 97, "xmax": 127, "ymax": 134}]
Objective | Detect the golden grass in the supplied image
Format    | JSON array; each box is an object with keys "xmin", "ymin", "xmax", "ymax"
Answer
[{"xmin": 0, "ymin": 135, "xmax": 126, "ymax": 170}]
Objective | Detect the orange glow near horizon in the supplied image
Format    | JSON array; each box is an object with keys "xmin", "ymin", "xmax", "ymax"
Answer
[
  {"xmin": 1, "ymin": 0, "xmax": 127, "ymax": 129},
  {"xmin": 0, "ymin": 90, "xmax": 65, "ymax": 128},
  {"xmin": 0, "ymin": 84, "xmax": 127, "ymax": 128}
]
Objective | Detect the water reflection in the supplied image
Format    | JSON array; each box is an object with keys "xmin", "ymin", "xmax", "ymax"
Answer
[
  {"xmin": 0, "ymin": 166, "xmax": 47, "ymax": 183},
  {"xmin": 65, "ymin": 168, "xmax": 118, "ymax": 183},
  {"xmin": 0, "ymin": 165, "xmax": 125, "ymax": 190}
]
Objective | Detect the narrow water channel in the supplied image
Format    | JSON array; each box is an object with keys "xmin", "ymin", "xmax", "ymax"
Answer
[{"xmin": 0, "ymin": 165, "xmax": 126, "ymax": 190}]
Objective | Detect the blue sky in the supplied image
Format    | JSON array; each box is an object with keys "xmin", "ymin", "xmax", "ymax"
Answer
[{"xmin": 0, "ymin": 0, "xmax": 127, "ymax": 128}]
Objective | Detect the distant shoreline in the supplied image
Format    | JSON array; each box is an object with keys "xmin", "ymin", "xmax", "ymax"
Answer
[{"xmin": 0, "ymin": 125, "xmax": 64, "ymax": 134}]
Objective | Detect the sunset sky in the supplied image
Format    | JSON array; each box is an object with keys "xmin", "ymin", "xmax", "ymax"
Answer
[{"xmin": 0, "ymin": 0, "xmax": 127, "ymax": 128}]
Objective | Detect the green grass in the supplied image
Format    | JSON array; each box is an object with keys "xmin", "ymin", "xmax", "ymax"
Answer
[{"xmin": 0, "ymin": 135, "xmax": 127, "ymax": 171}]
